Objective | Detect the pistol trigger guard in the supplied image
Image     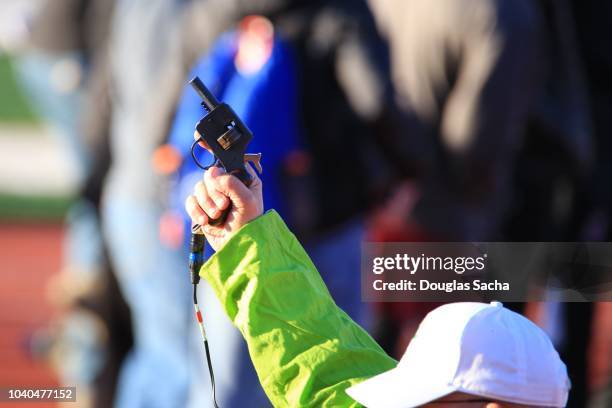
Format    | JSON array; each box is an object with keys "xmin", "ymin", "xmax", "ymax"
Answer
[{"xmin": 190, "ymin": 136, "xmax": 219, "ymax": 171}]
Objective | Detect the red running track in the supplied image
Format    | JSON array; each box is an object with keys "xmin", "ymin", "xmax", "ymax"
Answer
[{"xmin": 0, "ymin": 223, "xmax": 62, "ymax": 408}]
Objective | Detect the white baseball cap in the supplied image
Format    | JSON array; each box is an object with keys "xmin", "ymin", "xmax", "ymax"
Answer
[{"xmin": 346, "ymin": 302, "xmax": 570, "ymax": 407}]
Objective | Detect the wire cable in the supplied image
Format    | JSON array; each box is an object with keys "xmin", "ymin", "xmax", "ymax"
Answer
[{"xmin": 193, "ymin": 283, "xmax": 220, "ymax": 408}]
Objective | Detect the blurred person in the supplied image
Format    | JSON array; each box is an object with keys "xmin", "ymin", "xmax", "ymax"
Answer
[
  {"xmin": 183, "ymin": 162, "xmax": 571, "ymax": 408},
  {"xmin": 99, "ymin": 1, "xmax": 196, "ymax": 407},
  {"xmin": 368, "ymin": 0, "xmax": 546, "ymax": 241},
  {"xmin": 365, "ymin": 0, "xmax": 545, "ymax": 360},
  {"xmin": 366, "ymin": 0, "xmax": 596, "ymax": 365},
  {"xmin": 11, "ymin": 1, "xmax": 132, "ymax": 406}
]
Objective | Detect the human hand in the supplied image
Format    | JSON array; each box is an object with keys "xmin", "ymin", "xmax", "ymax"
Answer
[{"xmin": 185, "ymin": 163, "xmax": 263, "ymax": 251}]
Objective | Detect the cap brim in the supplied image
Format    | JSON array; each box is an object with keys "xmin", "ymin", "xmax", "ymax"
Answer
[{"xmin": 346, "ymin": 366, "xmax": 458, "ymax": 408}]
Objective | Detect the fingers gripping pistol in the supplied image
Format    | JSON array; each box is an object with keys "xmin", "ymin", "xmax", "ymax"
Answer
[{"xmin": 188, "ymin": 76, "xmax": 262, "ymax": 283}]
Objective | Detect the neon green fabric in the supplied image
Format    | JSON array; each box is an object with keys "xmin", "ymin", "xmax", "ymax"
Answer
[{"xmin": 200, "ymin": 210, "xmax": 397, "ymax": 407}]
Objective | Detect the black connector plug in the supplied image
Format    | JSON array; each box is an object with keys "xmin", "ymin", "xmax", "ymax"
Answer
[{"xmin": 189, "ymin": 226, "xmax": 205, "ymax": 285}]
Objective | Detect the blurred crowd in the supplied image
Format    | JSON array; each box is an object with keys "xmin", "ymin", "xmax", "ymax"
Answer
[{"xmin": 2, "ymin": 0, "xmax": 611, "ymax": 407}]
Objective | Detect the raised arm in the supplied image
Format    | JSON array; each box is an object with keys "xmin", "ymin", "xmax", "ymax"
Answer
[{"xmin": 185, "ymin": 165, "xmax": 396, "ymax": 407}]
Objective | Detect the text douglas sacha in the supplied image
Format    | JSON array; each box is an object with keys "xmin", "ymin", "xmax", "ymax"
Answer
[{"xmin": 373, "ymin": 279, "xmax": 510, "ymax": 292}]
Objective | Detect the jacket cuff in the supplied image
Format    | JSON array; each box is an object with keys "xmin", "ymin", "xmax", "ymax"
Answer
[{"xmin": 199, "ymin": 210, "xmax": 288, "ymax": 309}]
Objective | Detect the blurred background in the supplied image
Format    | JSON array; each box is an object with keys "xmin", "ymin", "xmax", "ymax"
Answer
[{"xmin": 0, "ymin": 0, "xmax": 610, "ymax": 407}]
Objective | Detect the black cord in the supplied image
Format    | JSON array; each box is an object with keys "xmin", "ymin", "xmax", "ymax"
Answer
[
  {"xmin": 193, "ymin": 283, "xmax": 220, "ymax": 408},
  {"xmin": 204, "ymin": 339, "xmax": 219, "ymax": 408}
]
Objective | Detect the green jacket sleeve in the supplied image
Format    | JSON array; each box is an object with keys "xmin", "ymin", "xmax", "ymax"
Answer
[{"xmin": 200, "ymin": 210, "xmax": 397, "ymax": 407}]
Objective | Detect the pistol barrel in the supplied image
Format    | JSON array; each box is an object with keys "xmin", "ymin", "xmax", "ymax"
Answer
[{"xmin": 190, "ymin": 76, "xmax": 220, "ymax": 111}]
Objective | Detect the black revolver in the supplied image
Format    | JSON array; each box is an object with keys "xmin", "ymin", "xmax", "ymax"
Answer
[{"xmin": 189, "ymin": 76, "xmax": 261, "ymax": 226}]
